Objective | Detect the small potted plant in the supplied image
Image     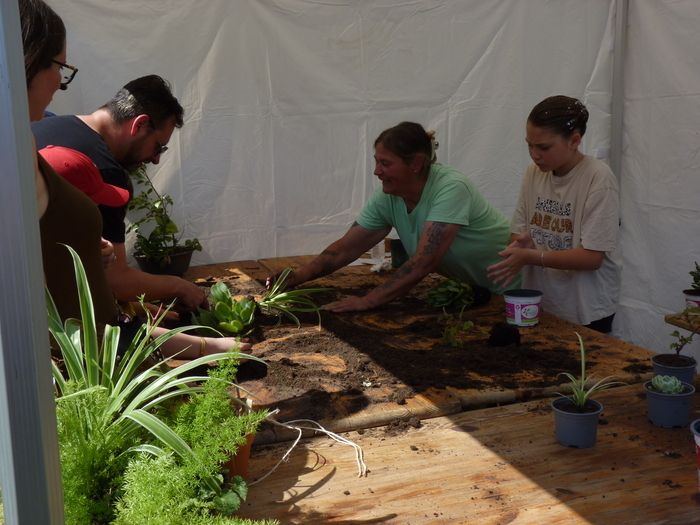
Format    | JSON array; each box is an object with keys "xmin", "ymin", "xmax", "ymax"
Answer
[
  {"xmin": 683, "ymin": 262, "xmax": 700, "ymax": 310},
  {"xmin": 652, "ymin": 307, "xmax": 699, "ymax": 384},
  {"xmin": 644, "ymin": 375, "xmax": 695, "ymax": 428},
  {"xmin": 551, "ymin": 333, "xmax": 624, "ymax": 448},
  {"xmin": 127, "ymin": 164, "xmax": 202, "ymax": 276}
]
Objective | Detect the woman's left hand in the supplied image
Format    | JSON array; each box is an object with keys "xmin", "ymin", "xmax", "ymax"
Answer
[{"xmin": 323, "ymin": 295, "xmax": 374, "ymax": 313}]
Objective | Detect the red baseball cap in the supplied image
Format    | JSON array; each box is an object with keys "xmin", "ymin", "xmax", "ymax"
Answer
[{"xmin": 39, "ymin": 145, "xmax": 129, "ymax": 207}]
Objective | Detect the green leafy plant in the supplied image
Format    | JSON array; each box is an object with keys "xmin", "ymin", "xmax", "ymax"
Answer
[
  {"xmin": 114, "ymin": 360, "xmax": 270, "ymax": 523},
  {"xmin": 49, "ymin": 245, "xmax": 265, "ymax": 524},
  {"xmin": 195, "ymin": 268, "xmax": 329, "ymax": 335},
  {"xmin": 127, "ymin": 164, "xmax": 202, "ymax": 264},
  {"xmin": 650, "ymin": 375, "xmax": 684, "ymax": 394},
  {"xmin": 258, "ymin": 268, "xmax": 330, "ymax": 326},
  {"xmin": 556, "ymin": 333, "xmax": 625, "ymax": 410},
  {"xmin": 690, "ymin": 262, "xmax": 700, "ymax": 291},
  {"xmin": 193, "ymin": 282, "xmax": 257, "ymax": 336},
  {"xmin": 439, "ymin": 307, "xmax": 484, "ymax": 347},
  {"xmin": 426, "ymin": 279, "xmax": 474, "ymax": 309}
]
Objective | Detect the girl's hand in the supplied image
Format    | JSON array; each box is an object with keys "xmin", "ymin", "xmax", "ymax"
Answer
[
  {"xmin": 487, "ymin": 247, "xmax": 535, "ymax": 288},
  {"xmin": 509, "ymin": 231, "xmax": 535, "ymax": 250}
]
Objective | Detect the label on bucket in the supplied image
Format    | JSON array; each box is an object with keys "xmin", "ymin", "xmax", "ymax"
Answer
[{"xmin": 505, "ymin": 302, "xmax": 540, "ymax": 326}]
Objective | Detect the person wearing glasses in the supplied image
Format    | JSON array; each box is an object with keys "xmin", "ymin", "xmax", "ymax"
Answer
[
  {"xmin": 32, "ymin": 75, "xmax": 207, "ymax": 312},
  {"xmin": 21, "ymin": 0, "xmax": 117, "ymax": 326}
]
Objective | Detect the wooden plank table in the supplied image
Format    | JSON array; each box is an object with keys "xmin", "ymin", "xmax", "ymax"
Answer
[
  {"xmin": 184, "ymin": 257, "xmax": 657, "ymax": 443},
  {"xmin": 238, "ymin": 384, "xmax": 700, "ymax": 525},
  {"xmin": 665, "ymin": 312, "xmax": 700, "ymax": 333}
]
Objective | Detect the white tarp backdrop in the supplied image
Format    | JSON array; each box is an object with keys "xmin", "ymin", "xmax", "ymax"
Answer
[{"xmin": 44, "ymin": 0, "xmax": 700, "ymax": 360}]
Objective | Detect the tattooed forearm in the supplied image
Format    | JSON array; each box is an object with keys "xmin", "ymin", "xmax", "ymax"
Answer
[
  {"xmin": 316, "ymin": 248, "xmax": 340, "ymax": 275},
  {"xmin": 373, "ymin": 258, "xmax": 417, "ymax": 294},
  {"xmin": 423, "ymin": 222, "xmax": 448, "ymax": 256}
]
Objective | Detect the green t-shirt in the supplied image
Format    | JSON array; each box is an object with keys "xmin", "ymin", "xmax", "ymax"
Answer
[{"xmin": 357, "ymin": 163, "xmax": 518, "ymax": 292}]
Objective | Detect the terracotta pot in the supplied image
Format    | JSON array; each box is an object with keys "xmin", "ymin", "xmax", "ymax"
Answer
[{"xmin": 224, "ymin": 433, "xmax": 255, "ymax": 480}]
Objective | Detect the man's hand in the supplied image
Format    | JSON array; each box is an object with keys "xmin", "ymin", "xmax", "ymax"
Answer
[
  {"xmin": 177, "ymin": 280, "xmax": 208, "ymax": 310},
  {"xmin": 100, "ymin": 238, "xmax": 117, "ymax": 269}
]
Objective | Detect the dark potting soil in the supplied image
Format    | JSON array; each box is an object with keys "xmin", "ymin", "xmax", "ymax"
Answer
[
  {"xmin": 229, "ymin": 273, "xmax": 602, "ymax": 421},
  {"xmin": 652, "ymin": 353, "xmax": 697, "ymax": 367},
  {"xmin": 184, "ymin": 269, "xmax": 646, "ymax": 427},
  {"xmin": 552, "ymin": 397, "xmax": 601, "ymax": 414}
]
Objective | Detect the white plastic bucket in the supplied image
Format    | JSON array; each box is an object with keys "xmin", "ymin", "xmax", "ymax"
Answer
[
  {"xmin": 683, "ymin": 290, "xmax": 700, "ymax": 312},
  {"xmin": 504, "ymin": 289, "xmax": 543, "ymax": 327}
]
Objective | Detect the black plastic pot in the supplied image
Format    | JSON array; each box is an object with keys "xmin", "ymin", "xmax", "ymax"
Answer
[
  {"xmin": 551, "ymin": 397, "xmax": 603, "ymax": 448},
  {"xmin": 651, "ymin": 353, "xmax": 697, "ymax": 384},
  {"xmin": 134, "ymin": 248, "xmax": 195, "ymax": 276}
]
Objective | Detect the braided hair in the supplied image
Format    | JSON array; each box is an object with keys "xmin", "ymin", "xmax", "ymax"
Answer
[{"xmin": 528, "ymin": 95, "xmax": 589, "ymax": 138}]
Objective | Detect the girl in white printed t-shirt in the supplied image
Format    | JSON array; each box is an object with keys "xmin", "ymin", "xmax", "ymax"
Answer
[{"xmin": 487, "ymin": 95, "xmax": 621, "ymax": 333}]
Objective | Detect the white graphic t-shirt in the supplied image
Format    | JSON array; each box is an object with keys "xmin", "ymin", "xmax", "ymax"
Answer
[{"xmin": 511, "ymin": 155, "xmax": 621, "ymax": 325}]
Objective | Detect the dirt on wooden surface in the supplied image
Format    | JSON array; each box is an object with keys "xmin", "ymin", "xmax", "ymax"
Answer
[{"xmin": 184, "ymin": 264, "xmax": 654, "ymax": 427}]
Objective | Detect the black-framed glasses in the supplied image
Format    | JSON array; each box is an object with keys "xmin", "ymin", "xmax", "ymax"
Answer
[
  {"xmin": 51, "ymin": 59, "xmax": 78, "ymax": 89},
  {"xmin": 148, "ymin": 120, "xmax": 169, "ymax": 156}
]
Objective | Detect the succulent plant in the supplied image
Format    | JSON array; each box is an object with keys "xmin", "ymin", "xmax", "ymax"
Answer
[{"xmin": 650, "ymin": 375, "xmax": 684, "ymax": 394}]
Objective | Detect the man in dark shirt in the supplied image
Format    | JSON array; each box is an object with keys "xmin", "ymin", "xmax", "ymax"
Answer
[{"xmin": 33, "ymin": 75, "xmax": 206, "ymax": 310}]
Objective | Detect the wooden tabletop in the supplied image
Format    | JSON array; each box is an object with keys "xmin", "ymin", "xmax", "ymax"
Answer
[
  {"xmin": 665, "ymin": 312, "xmax": 700, "ymax": 333},
  {"xmin": 239, "ymin": 384, "xmax": 700, "ymax": 525},
  {"xmin": 184, "ymin": 257, "xmax": 657, "ymax": 441}
]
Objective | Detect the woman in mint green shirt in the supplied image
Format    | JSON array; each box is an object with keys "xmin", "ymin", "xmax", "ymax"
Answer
[{"xmin": 279, "ymin": 122, "xmax": 515, "ymax": 312}]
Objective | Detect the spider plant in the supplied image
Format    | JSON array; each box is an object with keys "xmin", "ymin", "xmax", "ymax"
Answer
[
  {"xmin": 556, "ymin": 332, "xmax": 625, "ymax": 410},
  {"xmin": 257, "ymin": 268, "xmax": 330, "ymax": 327},
  {"xmin": 48, "ymin": 245, "xmax": 265, "ymax": 520}
]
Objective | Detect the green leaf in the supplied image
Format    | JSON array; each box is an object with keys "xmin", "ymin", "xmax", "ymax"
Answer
[
  {"xmin": 219, "ymin": 320, "xmax": 244, "ymax": 334},
  {"xmin": 214, "ymin": 301, "xmax": 233, "ymax": 322}
]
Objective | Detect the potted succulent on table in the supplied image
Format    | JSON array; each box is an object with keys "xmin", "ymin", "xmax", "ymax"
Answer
[
  {"xmin": 652, "ymin": 307, "xmax": 699, "ymax": 384},
  {"xmin": 551, "ymin": 333, "xmax": 624, "ymax": 448},
  {"xmin": 127, "ymin": 164, "xmax": 202, "ymax": 276},
  {"xmin": 683, "ymin": 262, "xmax": 700, "ymax": 310},
  {"xmin": 644, "ymin": 375, "xmax": 696, "ymax": 428}
]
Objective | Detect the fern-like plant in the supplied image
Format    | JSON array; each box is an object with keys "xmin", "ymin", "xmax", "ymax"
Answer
[{"xmin": 49, "ymin": 245, "xmax": 264, "ymax": 523}]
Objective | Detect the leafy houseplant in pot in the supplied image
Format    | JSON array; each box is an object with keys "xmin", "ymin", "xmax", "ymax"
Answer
[
  {"xmin": 551, "ymin": 333, "xmax": 624, "ymax": 448},
  {"xmin": 127, "ymin": 164, "xmax": 202, "ymax": 276},
  {"xmin": 652, "ymin": 307, "xmax": 699, "ymax": 384},
  {"xmin": 683, "ymin": 262, "xmax": 700, "ymax": 310},
  {"xmin": 645, "ymin": 375, "xmax": 696, "ymax": 428},
  {"xmin": 50, "ymin": 246, "xmax": 272, "ymax": 524}
]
